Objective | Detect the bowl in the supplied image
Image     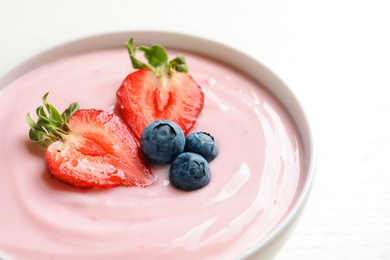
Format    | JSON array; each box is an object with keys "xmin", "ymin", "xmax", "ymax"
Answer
[{"xmin": 0, "ymin": 31, "xmax": 316, "ymax": 259}]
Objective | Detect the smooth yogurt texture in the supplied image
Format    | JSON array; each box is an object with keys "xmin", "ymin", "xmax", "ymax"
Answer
[{"xmin": 0, "ymin": 48, "xmax": 305, "ymax": 259}]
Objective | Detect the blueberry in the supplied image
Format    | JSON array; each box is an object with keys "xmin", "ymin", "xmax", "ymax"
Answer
[
  {"xmin": 169, "ymin": 152, "xmax": 211, "ymax": 191},
  {"xmin": 140, "ymin": 120, "xmax": 185, "ymax": 164},
  {"xmin": 184, "ymin": 131, "xmax": 219, "ymax": 162}
]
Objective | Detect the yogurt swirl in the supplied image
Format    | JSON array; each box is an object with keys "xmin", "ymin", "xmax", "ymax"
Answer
[{"xmin": 0, "ymin": 48, "xmax": 304, "ymax": 259}]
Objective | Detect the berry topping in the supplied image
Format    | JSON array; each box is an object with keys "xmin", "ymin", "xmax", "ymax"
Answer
[
  {"xmin": 116, "ymin": 38, "xmax": 204, "ymax": 139},
  {"xmin": 169, "ymin": 152, "xmax": 211, "ymax": 191},
  {"xmin": 140, "ymin": 120, "xmax": 185, "ymax": 164},
  {"xmin": 26, "ymin": 93, "xmax": 155, "ymax": 188},
  {"xmin": 184, "ymin": 131, "xmax": 219, "ymax": 162}
]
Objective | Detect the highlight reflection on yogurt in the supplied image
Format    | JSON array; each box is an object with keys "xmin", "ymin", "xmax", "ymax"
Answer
[{"xmin": 0, "ymin": 48, "xmax": 304, "ymax": 259}]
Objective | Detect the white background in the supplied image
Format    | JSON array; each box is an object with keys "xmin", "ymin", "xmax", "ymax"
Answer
[{"xmin": 1, "ymin": 0, "xmax": 390, "ymax": 259}]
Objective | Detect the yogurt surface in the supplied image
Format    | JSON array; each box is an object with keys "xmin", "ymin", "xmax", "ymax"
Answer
[{"xmin": 0, "ymin": 48, "xmax": 305, "ymax": 259}]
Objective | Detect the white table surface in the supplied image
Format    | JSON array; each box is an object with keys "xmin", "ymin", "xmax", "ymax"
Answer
[{"xmin": 1, "ymin": 0, "xmax": 389, "ymax": 259}]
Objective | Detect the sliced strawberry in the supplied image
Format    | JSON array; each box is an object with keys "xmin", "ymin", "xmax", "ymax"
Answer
[
  {"xmin": 26, "ymin": 93, "xmax": 155, "ymax": 188},
  {"xmin": 117, "ymin": 38, "xmax": 204, "ymax": 139}
]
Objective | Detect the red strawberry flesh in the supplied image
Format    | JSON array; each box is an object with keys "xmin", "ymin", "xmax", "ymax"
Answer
[
  {"xmin": 45, "ymin": 109, "xmax": 155, "ymax": 188},
  {"xmin": 117, "ymin": 69, "xmax": 204, "ymax": 138}
]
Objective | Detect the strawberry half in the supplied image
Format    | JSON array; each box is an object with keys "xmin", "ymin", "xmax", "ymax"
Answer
[
  {"xmin": 26, "ymin": 93, "xmax": 155, "ymax": 188},
  {"xmin": 117, "ymin": 38, "xmax": 204, "ymax": 139}
]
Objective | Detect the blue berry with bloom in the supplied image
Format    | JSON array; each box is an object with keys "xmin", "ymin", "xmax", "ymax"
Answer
[
  {"xmin": 184, "ymin": 131, "xmax": 219, "ymax": 162},
  {"xmin": 140, "ymin": 120, "xmax": 185, "ymax": 164},
  {"xmin": 169, "ymin": 152, "xmax": 211, "ymax": 191}
]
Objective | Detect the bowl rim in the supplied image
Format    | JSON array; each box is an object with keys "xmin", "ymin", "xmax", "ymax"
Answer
[{"xmin": 0, "ymin": 30, "xmax": 316, "ymax": 259}]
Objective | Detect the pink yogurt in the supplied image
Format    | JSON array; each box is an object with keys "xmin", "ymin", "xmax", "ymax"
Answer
[{"xmin": 0, "ymin": 48, "xmax": 305, "ymax": 259}]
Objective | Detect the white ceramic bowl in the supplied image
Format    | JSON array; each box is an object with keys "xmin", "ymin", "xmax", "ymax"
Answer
[{"xmin": 0, "ymin": 31, "xmax": 315, "ymax": 259}]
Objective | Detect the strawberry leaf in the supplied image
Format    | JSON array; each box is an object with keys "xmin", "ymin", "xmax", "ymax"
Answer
[
  {"xmin": 26, "ymin": 113, "xmax": 42, "ymax": 131},
  {"xmin": 169, "ymin": 55, "xmax": 188, "ymax": 73},
  {"xmin": 26, "ymin": 93, "xmax": 79, "ymax": 148},
  {"xmin": 138, "ymin": 45, "xmax": 168, "ymax": 76},
  {"xmin": 42, "ymin": 92, "xmax": 62, "ymax": 123},
  {"xmin": 126, "ymin": 37, "xmax": 189, "ymax": 77},
  {"xmin": 126, "ymin": 38, "xmax": 150, "ymax": 71},
  {"xmin": 62, "ymin": 102, "xmax": 79, "ymax": 123}
]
